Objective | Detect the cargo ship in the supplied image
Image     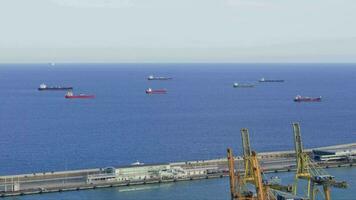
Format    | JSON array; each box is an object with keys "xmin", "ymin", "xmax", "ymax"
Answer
[
  {"xmin": 145, "ymin": 88, "xmax": 167, "ymax": 94},
  {"xmin": 65, "ymin": 90, "xmax": 95, "ymax": 99},
  {"xmin": 258, "ymin": 78, "xmax": 284, "ymax": 83},
  {"xmin": 233, "ymin": 83, "xmax": 255, "ymax": 88},
  {"xmin": 294, "ymin": 95, "xmax": 321, "ymax": 102},
  {"xmin": 38, "ymin": 83, "xmax": 73, "ymax": 91},
  {"xmin": 147, "ymin": 75, "xmax": 172, "ymax": 80}
]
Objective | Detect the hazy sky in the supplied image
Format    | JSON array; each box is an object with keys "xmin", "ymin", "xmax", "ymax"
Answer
[{"xmin": 1, "ymin": 0, "xmax": 356, "ymax": 63}]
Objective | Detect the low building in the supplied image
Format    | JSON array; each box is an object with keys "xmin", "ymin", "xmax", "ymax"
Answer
[
  {"xmin": 184, "ymin": 167, "xmax": 208, "ymax": 176},
  {"xmin": 87, "ymin": 173, "xmax": 116, "ymax": 184},
  {"xmin": 313, "ymin": 149, "xmax": 356, "ymax": 162},
  {"xmin": 87, "ymin": 167, "xmax": 117, "ymax": 184},
  {"xmin": 159, "ymin": 166, "xmax": 187, "ymax": 179},
  {"xmin": 115, "ymin": 164, "xmax": 170, "ymax": 181}
]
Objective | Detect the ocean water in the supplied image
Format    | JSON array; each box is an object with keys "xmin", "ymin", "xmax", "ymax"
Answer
[{"xmin": 0, "ymin": 63, "xmax": 355, "ymax": 199}]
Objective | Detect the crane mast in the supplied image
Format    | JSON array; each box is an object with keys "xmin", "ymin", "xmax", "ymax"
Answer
[
  {"xmin": 227, "ymin": 148, "xmax": 237, "ymax": 199},
  {"xmin": 241, "ymin": 128, "xmax": 254, "ymax": 183},
  {"xmin": 226, "ymin": 124, "xmax": 347, "ymax": 200},
  {"xmin": 292, "ymin": 122, "xmax": 312, "ymax": 197},
  {"xmin": 292, "ymin": 122, "xmax": 347, "ymax": 200}
]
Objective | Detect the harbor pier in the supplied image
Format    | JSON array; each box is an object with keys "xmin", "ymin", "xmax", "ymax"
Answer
[{"xmin": 1, "ymin": 143, "xmax": 355, "ymax": 198}]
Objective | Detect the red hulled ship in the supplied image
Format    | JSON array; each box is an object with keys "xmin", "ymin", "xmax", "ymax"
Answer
[
  {"xmin": 145, "ymin": 88, "xmax": 167, "ymax": 94},
  {"xmin": 65, "ymin": 90, "xmax": 95, "ymax": 99}
]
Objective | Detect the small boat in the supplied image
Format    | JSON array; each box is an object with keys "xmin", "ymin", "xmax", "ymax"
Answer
[
  {"xmin": 294, "ymin": 95, "xmax": 321, "ymax": 102},
  {"xmin": 266, "ymin": 176, "xmax": 282, "ymax": 185},
  {"xmin": 38, "ymin": 83, "xmax": 73, "ymax": 91},
  {"xmin": 145, "ymin": 88, "xmax": 167, "ymax": 94},
  {"xmin": 147, "ymin": 75, "xmax": 172, "ymax": 80},
  {"xmin": 258, "ymin": 78, "xmax": 284, "ymax": 83},
  {"xmin": 131, "ymin": 161, "xmax": 144, "ymax": 166},
  {"xmin": 233, "ymin": 83, "xmax": 255, "ymax": 88},
  {"xmin": 65, "ymin": 90, "xmax": 95, "ymax": 99}
]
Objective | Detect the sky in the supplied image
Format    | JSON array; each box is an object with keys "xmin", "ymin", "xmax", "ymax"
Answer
[{"xmin": 0, "ymin": 0, "xmax": 356, "ymax": 63}]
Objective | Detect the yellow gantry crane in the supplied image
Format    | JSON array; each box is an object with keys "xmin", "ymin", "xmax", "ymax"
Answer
[
  {"xmin": 292, "ymin": 122, "xmax": 347, "ymax": 200},
  {"xmin": 241, "ymin": 128, "xmax": 254, "ymax": 183},
  {"xmin": 227, "ymin": 128, "xmax": 287, "ymax": 200},
  {"xmin": 227, "ymin": 148, "xmax": 269, "ymax": 200},
  {"xmin": 227, "ymin": 146, "xmax": 256, "ymax": 200},
  {"xmin": 292, "ymin": 122, "xmax": 312, "ymax": 197},
  {"xmin": 227, "ymin": 124, "xmax": 347, "ymax": 200}
]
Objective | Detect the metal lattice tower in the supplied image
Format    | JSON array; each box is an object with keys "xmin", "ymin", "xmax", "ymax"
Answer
[
  {"xmin": 241, "ymin": 128, "xmax": 254, "ymax": 183},
  {"xmin": 292, "ymin": 122, "xmax": 312, "ymax": 197},
  {"xmin": 292, "ymin": 122, "xmax": 347, "ymax": 200},
  {"xmin": 227, "ymin": 128, "xmax": 294, "ymax": 200}
]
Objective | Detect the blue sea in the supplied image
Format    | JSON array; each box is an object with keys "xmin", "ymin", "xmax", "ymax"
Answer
[{"xmin": 0, "ymin": 63, "xmax": 355, "ymax": 199}]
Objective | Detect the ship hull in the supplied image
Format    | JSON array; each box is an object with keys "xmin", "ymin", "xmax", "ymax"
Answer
[
  {"xmin": 233, "ymin": 85, "xmax": 254, "ymax": 88},
  {"xmin": 65, "ymin": 95, "xmax": 95, "ymax": 99},
  {"xmin": 148, "ymin": 78, "xmax": 172, "ymax": 80},
  {"xmin": 146, "ymin": 90, "xmax": 167, "ymax": 94},
  {"xmin": 147, "ymin": 76, "xmax": 172, "ymax": 80},
  {"xmin": 259, "ymin": 80, "xmax": 284, "ymax": 83},
  {"xmin": 294, "ymin": 98, "xmax": 321, "ymax": 102},
  {"xmin": 38, "ymin": 87, "xmax": 73, "ymax": 91}
]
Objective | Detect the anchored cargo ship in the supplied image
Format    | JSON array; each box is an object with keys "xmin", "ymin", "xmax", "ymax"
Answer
[
  {"xmin": 65, "ymin": 90, "xmax": 95, "ymax": 99},
  {"xmin": 258, "ymin": 78, "xmax": 284, "ymax": 83},
  {"xmin": 145, "ymin": 88, "xmax": 167, "ymax": 94},
  {"xmin": 147, "ymin": 75, "xmax": 172, "ymax": 80},
  {"xmin": 38, "ymin": 83, "xmax": 73, "ymax": 91},
  {"xmin": 233, "ymin": 83, "xmax": 255, "ymax": 88},
  {"xmin": 294, "ymin": 95, "xmax": 321, "ymax": 102}
]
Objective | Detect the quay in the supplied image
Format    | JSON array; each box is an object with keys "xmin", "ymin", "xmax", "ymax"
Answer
[{"xmin": 1, "ymin": 143, "xmax": 355, "ymax": 198}]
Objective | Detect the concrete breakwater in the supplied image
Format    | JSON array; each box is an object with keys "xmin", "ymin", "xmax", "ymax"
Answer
[{"xmin": 1, "ymin": 143, "xmax": 355, "ymax": 198}]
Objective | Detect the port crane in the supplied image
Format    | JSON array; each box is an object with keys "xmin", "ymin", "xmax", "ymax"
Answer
[
  {"xmin": 292, "ymin": 122, "xmax": 347, "ymax": 200},
  {"xmin": 227, "ymin": 148, "xmax": 271, "ymax": 200},
  {"xmin": 227, "ymin": 128, "xmax": 294, "ymax": 200}
]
